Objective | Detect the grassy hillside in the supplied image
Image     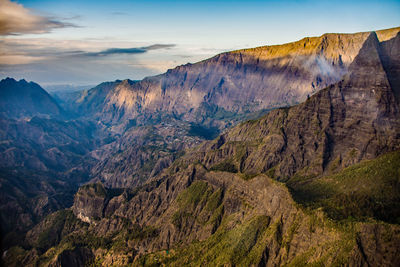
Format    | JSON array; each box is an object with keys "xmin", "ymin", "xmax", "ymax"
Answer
[{"xmin": 288, "ymin": 150, "xmax": 400, "ymax": 223}]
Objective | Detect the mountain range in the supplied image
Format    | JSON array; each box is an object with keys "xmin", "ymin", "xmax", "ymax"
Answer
[{"xmin": 1, "ymin": 27, "xmax": 400, "ymax": 266}]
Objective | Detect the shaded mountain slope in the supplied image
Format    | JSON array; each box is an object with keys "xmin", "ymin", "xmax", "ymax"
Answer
[
  {"xmin": 0, "ymin": 78, "xmax": 63, "ymax": 119},
  {"xmin": 0, "ymin": 82, "xmax": 112, "ymax": 250},
  {"xmin": 0, "ymin": 116, "xmax": 99, "ymax": 172},
  {"xmin": 0, "ymin": 116, "xmax": 105, "ymax": 248}
]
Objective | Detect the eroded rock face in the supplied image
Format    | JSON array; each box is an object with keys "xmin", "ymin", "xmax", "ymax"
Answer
[
  {"xmin": 72, "ymin": 183, "xmax": 108, "ymax": 223},
  {"xmin": 71, "ymin": 28, "xmax": 400, "ymax": 189}
]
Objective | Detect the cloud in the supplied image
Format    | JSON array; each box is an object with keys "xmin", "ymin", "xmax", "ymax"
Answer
[
  {"xmin": 83, "ymin": 44, "xmax": 175, "ymax": 57},
  {"xmin": 0, "ymin": 0, "xmax": 77, "ymax": 35},
  {"xmin": 0, "ymin": 38, "xmax": 177, "ymax": 66},
  {"xmin": 0, "ymin": 54, "xmax": 45, "ymax": 65},
  {"xmin": 0, "ymin": 37, "xmax": 217, "ymax": 85}
]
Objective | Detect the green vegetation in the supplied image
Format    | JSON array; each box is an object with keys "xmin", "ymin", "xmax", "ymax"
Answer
[
  {"xmin": 205, "ymin": 189, "xmax": 224, "ymax": 211},
  {"xmin": 176, "ymin": 181, "xmax": 211, "ymax": 209},
  {"xmin": 61, "ymin": 232, "xmax": 112, "ymax": 250},
  {"xmin": 209, "ymin": 159, "xmax": 238, "ymax": 173},
  {"xmin": 125, "ymin": 224, "xmax": 159, "ymax": 241},
  {"xmin": 239, "ymin": 172, "xmax": 258, "ymax": 180},
  {"xmin": 288, "ymin": 150, "xmax": 400, "ymax": 223},
  {"xmin": 35, "ymin": 209, "xmax": 86, "ymax": 252},
  {"xmin": 78, "ymin": 183, "xmax": 107, "ymax": 198},
  {"xmin": 172, "ymin": 181, "xmax": 224, "ymax": 229},
  {"xmin": 141, "ymin": 215, "xmax": 272, "ymax": 266}
]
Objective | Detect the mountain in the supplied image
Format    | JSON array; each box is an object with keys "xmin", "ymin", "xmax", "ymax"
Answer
[
  {"xmin": 67, "ymin": 27, "xmax": 400, "ymax": 131},
  {"xmin": 0, "ymin": 78, "xmax": 63, "ymax": 119},
  {"xmin": 54, "ymin": 81, "xmax": 122, "ymax": 119},
  {"xmin": 187, "ymin": 32, "xmax": 400, "ymax": 180},
  {"xmin": 6, "ymin": 30, "xmax": 400, "ymax": 266},
  {"xmin": 69, "ymin": 27, "xmax": 400, "ymax": 188}
]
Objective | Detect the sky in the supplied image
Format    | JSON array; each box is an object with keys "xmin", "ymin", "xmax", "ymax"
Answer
[{"xmin": 0, "ymin": 0, "xmax": 399, "ymax": 87}]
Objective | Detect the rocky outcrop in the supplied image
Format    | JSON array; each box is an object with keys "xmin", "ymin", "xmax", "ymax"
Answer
[
  {"xmin": 64, "ymin": 162, "xmax": 400, "ymax": 266},
  {"xmin": 72, "ymin": 183, "xmax": 109, "ymax": 223}
]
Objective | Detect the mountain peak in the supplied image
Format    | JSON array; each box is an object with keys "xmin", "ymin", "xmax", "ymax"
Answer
[{"xmin": 0, "ymin": 78, "xmax": 63, "ymax": 119}]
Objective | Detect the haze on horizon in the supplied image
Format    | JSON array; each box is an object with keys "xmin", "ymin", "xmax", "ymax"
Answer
[{"xmin": 0, "ymin": 0, "xmax": 399, "ymax": 87}]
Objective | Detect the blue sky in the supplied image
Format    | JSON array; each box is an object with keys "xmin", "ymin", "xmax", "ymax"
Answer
[{"xmin": 0, "ymin": 0, "xmax": 399, "ymax": 86}]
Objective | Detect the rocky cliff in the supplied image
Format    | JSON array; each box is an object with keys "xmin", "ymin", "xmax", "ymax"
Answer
[
  {"xmin": 68, "ymin": 27, "xmax": 400, "ymax": 188},
  {"xmin": 184, "ymin": 31, "xmax": 400, "ymax": 180},
  {"xmin": 71, "ymin": 27, "xmax": 400, "ymax": 130}
]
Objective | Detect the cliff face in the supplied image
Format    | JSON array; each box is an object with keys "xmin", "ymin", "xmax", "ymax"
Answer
[
  {"xmin": 73, "ymin": 28, "xmax": 400, "ymax": 129},
  {"xmin": 185, "ymin": 32, "xmax": 400, "ymax": 180},
  {"xmin": 71, "ymin": 183, "xmax": 108, "ymax": 223},
  {"xmin": 65, "ymin": 28, "xmax": 400, "ymax": 188}
]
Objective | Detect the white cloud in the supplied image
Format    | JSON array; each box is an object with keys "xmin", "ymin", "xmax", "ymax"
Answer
[
  {"xmin": 0, "ymin": 0, "xmax": 76, "ymax": 35},
  {"xmin": 0, "ymin": 54, "xmax": 45, "ymax": 65}
]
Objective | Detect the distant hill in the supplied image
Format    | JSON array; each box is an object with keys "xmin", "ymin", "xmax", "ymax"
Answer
[{"xmin": 0, "ymin": 78, "xmax": 63, "ymax": 119}]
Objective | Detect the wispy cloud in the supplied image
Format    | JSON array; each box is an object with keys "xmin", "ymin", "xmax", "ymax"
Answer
[
  {"xmin": 0, "ymin": 0, "xmax": 78, "ymax": 35},
  {"xmin": 110, "ymin": 11, "xmax": 128, "ymax": 16},
  {"xmin": 0, "ymin": 37, "xmax": 217, "ymax": 85},
  {"xmin": 0, "ymin": 37, "xmax": 178, "ymax": 66},
  {"xmin": 83, "ymin": 44, "xmax": 175, "ymax": 57}
]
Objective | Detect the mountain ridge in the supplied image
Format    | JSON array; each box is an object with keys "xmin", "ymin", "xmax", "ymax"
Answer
[
  {"xmin": 0, "ymin": 78, "xmax": 63, "ymax": 119},
  {"xmin": 67, "ymin": 27, "xmax": 400, "ymax": 132}
]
